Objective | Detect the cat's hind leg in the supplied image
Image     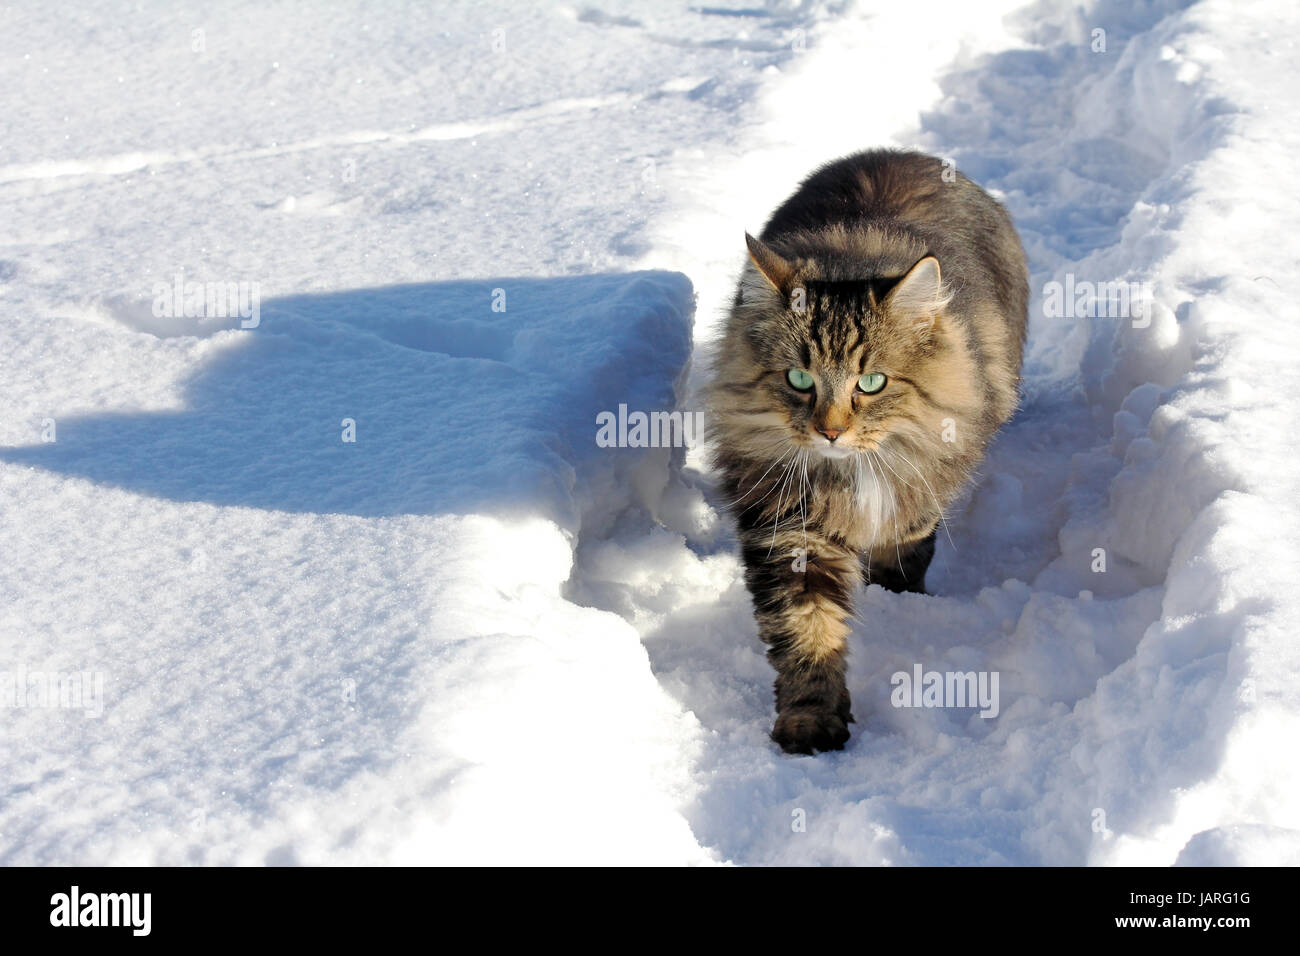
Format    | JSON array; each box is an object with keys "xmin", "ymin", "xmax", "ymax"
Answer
[{"xmin": 862, "ymin": 525, "xmax": 937, "ymax": 595}]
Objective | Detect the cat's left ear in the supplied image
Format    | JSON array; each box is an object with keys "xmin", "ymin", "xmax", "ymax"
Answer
[{"xmin": 883, "ymin": 256, "xmax": 950, "ymax": 334}]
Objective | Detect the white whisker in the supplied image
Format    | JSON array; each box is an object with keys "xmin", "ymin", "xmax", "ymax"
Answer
[
  {"xmin": 767, "ymin": 451, "xmax": 802, "ymax": 557},
  {"xmin": 728, "ymin": 446, "xmax": 794, "ymax": 511},
  {"xmin": 887, "ymin": 446, "xmax": 956, "ymax": 552},
  {"xmin": 798, "ymin": 451, "xmax": 809, "ymax": 549}
]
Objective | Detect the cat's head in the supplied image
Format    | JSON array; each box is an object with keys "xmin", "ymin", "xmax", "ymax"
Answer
[{"xmin": 723, "ymin": 232, "xmax": 958, "ymax": 463}]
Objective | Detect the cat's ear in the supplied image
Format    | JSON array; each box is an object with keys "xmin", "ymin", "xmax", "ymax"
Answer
[
  {"xmin": 745, "ymin": 233, "xmax": 795, "ymax": 294},
  {"xmin": 883, "ymin": 256, "xmax": 950, "ymax": 333}
]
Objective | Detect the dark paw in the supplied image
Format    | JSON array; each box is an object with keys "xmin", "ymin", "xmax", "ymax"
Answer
[{"xmin": 771, "ymin": 707, "xmax": 851, "ymax": 755}]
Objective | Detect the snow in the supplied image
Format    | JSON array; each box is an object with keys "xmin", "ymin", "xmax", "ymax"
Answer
[{"xmin": 2, "ymin": 0, "xmax": 1297, "ymax": 865}]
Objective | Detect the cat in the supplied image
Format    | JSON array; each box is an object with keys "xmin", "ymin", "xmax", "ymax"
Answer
[{"xmin": 704, "ymin": 149, "xmax": 1028, "ymax": 754}]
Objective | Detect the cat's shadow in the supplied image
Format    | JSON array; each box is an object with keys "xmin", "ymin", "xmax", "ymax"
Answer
[{"xmin": 2, "ymin": 272, "xmax": 691, "ymax": 520}]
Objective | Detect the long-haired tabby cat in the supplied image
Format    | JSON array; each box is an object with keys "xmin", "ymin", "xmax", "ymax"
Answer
[{"xmin": 705, "ymin": 149, "xmax": 1028, "ymax": 754}]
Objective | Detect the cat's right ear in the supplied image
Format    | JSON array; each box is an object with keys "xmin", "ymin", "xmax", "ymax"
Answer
[
  {"xmin": 883, "ymin": 256, "xmax": 951, "ymax": 336},
  {"xmin": 745, "ymin": 233, "xmax": 795, "ymax": 294}
]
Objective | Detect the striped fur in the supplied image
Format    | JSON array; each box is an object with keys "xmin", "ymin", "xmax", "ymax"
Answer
[{"xmin": 705, "ymin": 149, "xmax": 1028, "ymax": 754}]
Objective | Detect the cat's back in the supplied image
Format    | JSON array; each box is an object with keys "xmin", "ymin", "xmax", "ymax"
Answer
[
  {"xmin": 760, "ymin": 149, "xmax": 1028, "ymax": 347},
  {"xmin": 761, "ymin": 149, "xmax": 957, "ymax": 234}
]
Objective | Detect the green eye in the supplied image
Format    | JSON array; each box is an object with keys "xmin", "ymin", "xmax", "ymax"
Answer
[
  {"xmin": 858, "ymin": 372, "xmax": 887, "ymax": 394},
  {"xmin": 786, "ymin": 369, "xmax": 815, "ymax": 391}
]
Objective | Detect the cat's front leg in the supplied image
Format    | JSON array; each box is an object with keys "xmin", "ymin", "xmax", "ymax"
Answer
[{"xmin": 739, "ymin": 532, "xmax": 858, "ymax": 754}]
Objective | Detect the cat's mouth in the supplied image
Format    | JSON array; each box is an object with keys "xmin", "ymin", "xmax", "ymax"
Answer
[
  {"xmin": 807, "ymin": 433, "xmax": 885, "ymax": 460},
  {"xmin": 814, "ymin": 441, "xmax": 859, "ymax": 460}
]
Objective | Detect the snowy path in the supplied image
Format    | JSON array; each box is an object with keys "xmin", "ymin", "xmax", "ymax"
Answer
[
  {"xmin": 583, "ymin": 0, "xmax": 1300, "ymax": 864},
  {"xmin": 2, "ymin": 0, "xmax": 1298, "ymax": 865}
]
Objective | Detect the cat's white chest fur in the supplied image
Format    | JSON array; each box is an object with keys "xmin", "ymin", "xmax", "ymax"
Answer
[
  {"xmin": 813, "ymin": 455, "xmax": 897, "ymax": 549},
  {"xmin": 856, "ymin": 462, "xmax": 895, "ymax": 543}
]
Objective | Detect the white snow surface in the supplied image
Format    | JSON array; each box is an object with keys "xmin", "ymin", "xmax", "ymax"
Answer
[{"xmin": 1, "ymin": 0, "xmax": 1297, "ymax": 865}]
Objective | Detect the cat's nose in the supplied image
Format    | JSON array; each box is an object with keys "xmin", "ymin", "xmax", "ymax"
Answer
[{"xmin": 817, "ymin": 427, "xmax": 845, "ymax": 442}]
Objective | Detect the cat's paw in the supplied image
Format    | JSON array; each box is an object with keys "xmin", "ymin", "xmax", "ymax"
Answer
[{"xmin": 771, "ymin": 707, "xmax": 851, "ymax": 755}]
